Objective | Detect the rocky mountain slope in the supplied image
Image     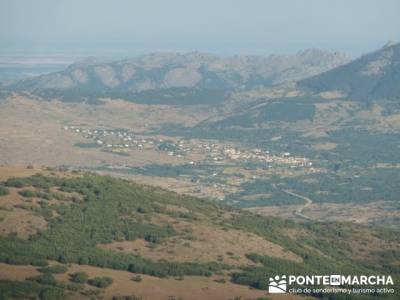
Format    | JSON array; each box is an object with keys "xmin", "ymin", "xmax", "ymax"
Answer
[
  {"xmin": 7, "ymin": 50, "xmax": 349, "ymax": 104},
  {"xmin": 298, "ymin": 42, "xmax": 400, "ymax": 101},
  {"xmin": 200, "ymin": 43, "xmax": 400, "ymax": 131}
]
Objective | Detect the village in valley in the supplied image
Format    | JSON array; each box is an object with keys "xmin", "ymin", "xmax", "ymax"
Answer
[{"xmin": 64, "ymin": 125, "xmax": 318, "ymax": 201}]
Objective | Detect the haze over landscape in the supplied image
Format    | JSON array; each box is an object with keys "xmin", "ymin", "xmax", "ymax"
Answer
[
  {"xmin": 0, "ymin": 1, "xmax": 399, "ymax": 300},
  {"xmin": 1, "ymin": 0, "xmax": 399, "ymax": 55}
]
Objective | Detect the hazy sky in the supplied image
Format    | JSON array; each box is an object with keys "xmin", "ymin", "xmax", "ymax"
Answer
[{"xmin": 0, "ymin": 0, "xmax": 399, "ymax": 56}]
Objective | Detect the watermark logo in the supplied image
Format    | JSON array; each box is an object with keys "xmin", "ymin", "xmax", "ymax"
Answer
[
  {"xmin": 267, "ymin": 274, "xmax": 395, "ymax": 295},
  {"xmin": 268, "ymin": 275, "xmax": 287, "ymax": 293}
]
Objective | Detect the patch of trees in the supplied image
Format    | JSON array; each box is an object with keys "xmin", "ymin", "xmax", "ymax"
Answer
[
  {"xmin": 18, "ymin": 189, "xmax": 65, "ymax": 201},
  {"xmin": 0, "ymin": 174, "xmax": 229, "ymax": 278},
  {"xmin": 35, "ymin": 86, "xmax": 229, "ymax": 106},
  {"xmin": 226, "ymin": 180, "xmax": 305, "ymax": 207},
  {"xmin": 0, "ymin": 186, "xmax": 9, "ymax": 196},
  {"xmin": 0, "ymin": 280, "xmax": 65, "ymax": 300},
  {"xmin": 27, "ymin": 274, "xmax": 58, "ymax": 286},
  {"xmin": 272, "ymin": 169, "xmax": 400, "ymax": 204},
  {"xmin": 330, "ymin": 130, "xmax": 400, "ymax": 165},
  {"xmin": 258, "ymin": 101, "xmax": 316, "ymax": 123}
]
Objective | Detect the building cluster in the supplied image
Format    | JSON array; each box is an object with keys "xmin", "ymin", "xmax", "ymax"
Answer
[
  {"xmin": 64, "ymin": 125, "xmax": 318, "ymax": 201},
  {"xmin": 65, "ymin": 125, "xmax": 313, "ymax": 169}
]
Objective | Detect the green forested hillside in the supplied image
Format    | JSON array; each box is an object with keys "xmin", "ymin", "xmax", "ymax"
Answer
[{"xmin": 0, "ymin": 171, "xmax": 398, "ymax": 299}]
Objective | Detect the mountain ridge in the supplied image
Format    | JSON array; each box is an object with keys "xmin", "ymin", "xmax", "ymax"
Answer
[
  {"xmin": 298, "ymin": 42, "xmax": 400, "ymax": 101},
  {"xmin": 7, "ymin": 49, "xmax": 350, "ymax": 104}
]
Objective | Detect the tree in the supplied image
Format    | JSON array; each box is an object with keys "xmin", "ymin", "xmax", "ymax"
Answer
[{"xmin": 69, "ymin": 272, "xmax": 88, "ymax": 284}]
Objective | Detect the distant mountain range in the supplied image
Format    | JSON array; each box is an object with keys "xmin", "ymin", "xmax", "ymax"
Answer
[
  {"xmin": 6, "ymin": 43, "xmax": 400, "ymax": 106},
  {"xmin": 298, "ymin": 42, "xmax": 400, "ymax": 101},
  {"xmin": 198, "ymin": 43, "xmax": 400, "ymax": 131},
  {"xmin": 7, "ymin": 49, "xmax": 349, "ymax": 104}
]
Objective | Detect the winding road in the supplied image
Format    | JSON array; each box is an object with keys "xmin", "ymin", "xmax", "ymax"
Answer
[
  {"xmin": 281, "ymin": 189, "xmax": 314, "ymax": 221},
  {"xmin": 271, "ymin": 183, "xmax": 316, "ymax": 221}
]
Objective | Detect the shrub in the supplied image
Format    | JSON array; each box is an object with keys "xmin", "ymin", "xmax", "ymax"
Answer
[
  {"xmin": 87, "ymin": 276, "xmax": 113, "ymax": 288},
  {"xmin": 112, "ymin": 296, "xmax": 142, "ymax": 300},
  {"xmin": 136, "ymin": 206, "xmax": 152, "ymax": 213},
  {"xmin": 144, "ymin": 233, "xmax": 161, "ymax": 243},
  {"xmin": 30, "ymin": 259, "xmax": 48, "ymax": 267},
  {"xmin": 131, "ymin": 275, "xmax": 142, "ymax": 282},
  {"xmin": 66, "ymin": 282, "xmax": 83, "ymax": 291},
  {"xmin": 18, "ymin": 189, "xmax": 38, "ymax": 198},
  {"xmin": 27, "ymin": 274, "xmax": 58, "ymax": 286},
  {"xmin": 69, "ymin": 272, "xmax": 88, "ymax": 284},
  {"xmin": 38, "ymin": 265, "xmax": 68, "ymax": 274},
  {"xmin": 80, "ymin": 289, "xmax": 102, "ymax": 297},
  {"xmin": 5, "ymin": 178, "xmax": 26, "ymax": 188},
  {"xmin": 214, "ymin": 278, "xmax": 226, "ymax": 284},
  {"xmin": 39, "ymin": 288, "xmax": 65, "ymax": 300},
  {"xmin": 0, "ymin": 186, "xmax": 9, "ymax": 196}
]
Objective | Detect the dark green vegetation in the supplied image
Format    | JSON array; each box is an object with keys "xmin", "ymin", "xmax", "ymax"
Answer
[
  {"xmin": 18, "ymin": 188, "xmax": 67, "ymax": 201},
  {"xmin": 157, "ymin": 125, "xmax": 282, "ymax": 148},
  {"xmin": 226, "ymin": 180, "xmax": 303, "ymax": 207},
  {"xmin": 112, "ymin": 295, "xmax": 142, "ymax": 300},
  {"xmin": 272, "ymin": 170, "xmax": 400, "ymax": 204},
  {"xmin": 38, "ymin": 265, "xmax": 68, "ymax": 274},
  {"xmin": 0, "ymin": 269, "xmax": 90, "ymax": 299},
  {"xmin": 69, "ymin": 272, "xmax": 89, "ymax": 284},
  {"xmin": 32, "ymin": 87, "xmax": 229, "ymax": 106},
  {"xmin": 299, "ymin": 43, "xmax": 400, "ymax": 101},
  {"xmin": 87, "ymin": 276, "xmax": 113, "ymax": 288},
  {"xmin": 0, "ymin": 172, "xmax": 398, "ymax": 299},
  {"xmin": 123, "ymin": 163, "xmax": 228, "ymax": 185},
  {"xmin": 327, "ymin": 130, "xmax": 400, "ymax": 165},
  {"xmin": 257, "ymin": 101, "xmax": 316, "ymax": 122},
  {"xmin": 213, "ymin": 98, "xmax": 318, "ymax": 128},
  {"xmin": 0, "ymin": 186, "xmax": 9, "ymax": 196},
  {"xmin": 0, "ymin": 280, "xmax": 66, "ymax": 300},
  {"xmin": 108, "ymin": 88, "xmax": 228, "ymax": 105},
  {"xmin": 27, "ymin": 274, "xmax": 58, "ymax": 286},
  {"xmin": 225, "ymin": 168, "xmax": 400, "ymax": 207}
]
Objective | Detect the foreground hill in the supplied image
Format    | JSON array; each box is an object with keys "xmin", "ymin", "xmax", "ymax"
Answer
[
  {"xmin": 0, "ymin": 166, "xmax": 398, "ymax": 299},
  {"xmin": 298, "ymin": 42, "xmax": 400, "ymax": 101},
  {"xmin": 7, "ymin": 50, "xmax": 349, "ymax": 105}
]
